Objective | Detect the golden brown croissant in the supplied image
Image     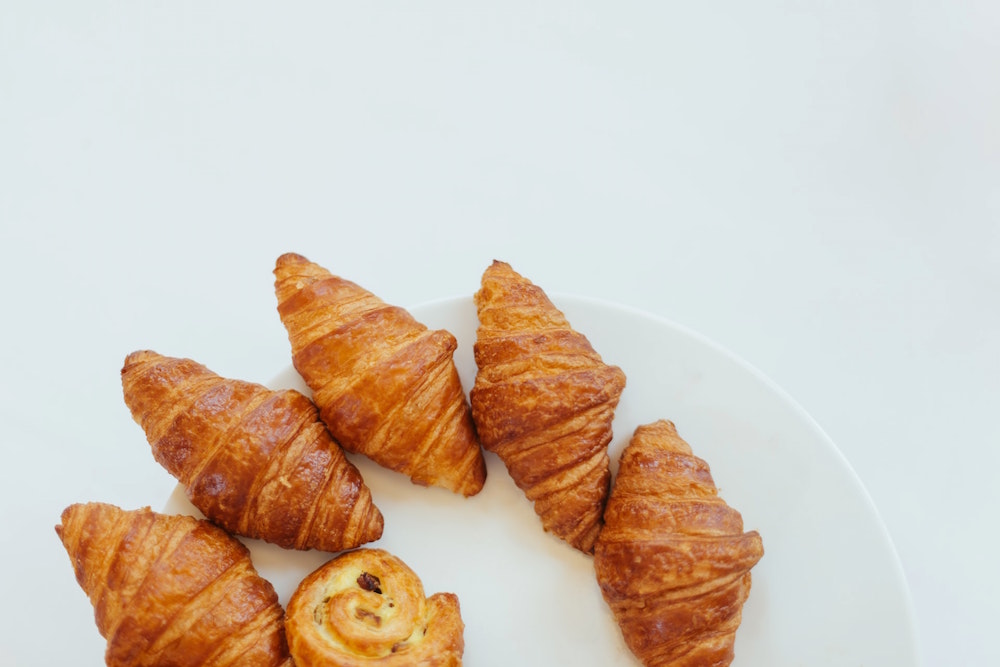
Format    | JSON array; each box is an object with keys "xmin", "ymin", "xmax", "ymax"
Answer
[
  {"xmin": 285, "ymin": 548, "xmax": 465, "ymax": 667},
  {"xmin": 121, "ymin": 349, "xmax": 384, "ymax": 552},
  {"xmin": 469, "ymin": 260, "xmax": 626, "ymax": 553},
  {"xmin": 273, "ymin": 252, "xmax": 486, "ymax": 496},
  {"xmin": 56, "ymin": 502, "xmax": 294, "ymax": 667},
  {"xmin": 594, "ymin": 420, "xmax": 764, "ymax": 667}
]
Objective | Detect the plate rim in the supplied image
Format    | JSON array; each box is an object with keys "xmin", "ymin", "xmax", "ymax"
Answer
[
  {"xmin": 163, "ymin": 290, "xmax": 922, "ymax": 665},
  {"xmin": 410, "ymin": 290, "xmax": 922, "ymax": 661}
]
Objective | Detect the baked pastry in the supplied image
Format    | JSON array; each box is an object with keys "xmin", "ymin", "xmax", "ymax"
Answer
[
  {"xmin": 469, "ymin": 260, "xmax": 626, "ymax": 553},
  {"xmin": 56, "ymin": 502, "xmax": 294, "ymax": 667},
  {"xmin": 285, "ymin": 548, "xmax": 465, "ymax": 666},
  {"xmin": 593, "ymin": 420, "xmax": 764, "ymax": 667},
  {"xmin": 121, "ymin": 350, "xmax": 384, "ymax": 552},
  {"xmin": 273, "ymin": 252, "xmax": 486, "ymax": 496}
]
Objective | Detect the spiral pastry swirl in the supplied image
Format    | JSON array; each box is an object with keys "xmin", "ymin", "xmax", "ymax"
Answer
[{"xmin": 285, "ymin": 548, "xmax": 464, "ymax": 666}]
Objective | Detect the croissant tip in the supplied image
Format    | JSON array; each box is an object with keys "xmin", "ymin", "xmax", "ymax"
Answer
[
  {"xmin": 55, "ymin": 506, "xmax": 73, "ymax": 539},
  {"xmin": 122, "ymin": 349, "xmax": 160, "ymax": 370},
  {"xmin": 361, "ymin": 508, "xmax": 386, "ymax": 543},
  {"xmin": 457, "ymin": 480, "xmax": 486, "ymax": 498},
  {"xmin": 644, "ymin": 418, "xmax": 677, "ymax": 433},
  {"xmin": 57, "ymin": 502, "xmax": 118, "ymax": 538},
  {"xmin": 58, "ymin": 502, "xmax": 83, "ymax": 525},
  {"xmin": 276, "ymin": 252, "xmax": 309, "ymax": 267}
]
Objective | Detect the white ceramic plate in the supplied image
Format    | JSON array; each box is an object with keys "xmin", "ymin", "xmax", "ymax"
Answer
[{"xmin": 165, "ymin": 295, "xmax": 919, "ymax": 666}]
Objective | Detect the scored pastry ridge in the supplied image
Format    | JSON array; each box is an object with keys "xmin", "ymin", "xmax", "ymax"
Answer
[
  {"xmin": 121, "ymin": 349, "xmax": 384, "ymax": 553},
  {"xmin": 56, "ymin": 502, "xmax": 294, "ymax": 667},
  {"xmin": 594, "ymin": 419, "xmax": 764, "ymax": 667},
  {"xmin": 274, "ymin": 252, "xmax": 487, "ymax": 497},
  {"xmin": 470, "ymin": 259, "xmax": 627, "ymax": 553}
]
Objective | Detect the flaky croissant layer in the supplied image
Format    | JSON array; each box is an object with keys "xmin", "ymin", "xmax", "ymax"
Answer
[
  {"xmin": 56, "ymin": 502, "xmax": 294, "ymax": 667},
  {"xmin": 594, "ymin": 420, "xmax": 764, "ymax": 667},
  {"xmin": 471, "ymin": 260, "xmax": 626, "ymax": 553},
  {"xmin": 274, "ymin": 252, "xmax": 486, "ymax": 497},
  {"xmin": 285, "ymin": 548, "xmax": 465, "ymax": 667},
  {"xmin": 121, "ymin": 349, "xmax": 384, "ymax": 552}
]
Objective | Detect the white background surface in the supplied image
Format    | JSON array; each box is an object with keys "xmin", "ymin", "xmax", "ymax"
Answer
[{"xmin": 2, "ymin": 2, "xmax": 997, "ymax": 666}]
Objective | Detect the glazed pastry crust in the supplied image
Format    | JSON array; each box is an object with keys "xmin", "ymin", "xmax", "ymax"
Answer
[
  {"xmin": 55, "ymin": 502, "xmax": 294, "ymax": 667},
  {"xmin": 470, "ymin": 260, "xmax": 626, "ymax": 553},
  {"xmin": 273, "ymin": 253, "xmax": 486, "ymax": 496},
  {"xmin": 285, "ymin": 548, "xmax": 464, "ymax": 667},
  {"xmin": 121, "ymin": 350, "xmax": 384, "ymax": 552},
  {"xmin": 594, "ymin": 420, "xmax": 764, "ymax": 667}
]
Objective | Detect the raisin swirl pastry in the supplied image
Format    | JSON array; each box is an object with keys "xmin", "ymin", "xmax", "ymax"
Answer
[
  {"xmin": 285, "ymin": 548, "xmax": 464, "ymax": 666},
  {"xmin": 594, "ymin": 420, "xmax": 764, "ymax": 667},
  {"xmin": 56, "ymin": 502, "xmax": 293, "ymax": 667}
]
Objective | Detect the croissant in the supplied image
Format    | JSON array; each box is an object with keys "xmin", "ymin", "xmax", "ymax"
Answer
[
  {"xmin": 273, "ymin": 252, "xmax": 486, "ymax": 496},
  {"xmin": 285, "ymin": 548, "xmax": 465, "ymax": 666},
  {"xmin": 121, "ymin": 350, "xmax": 384, "ymax": 552},
  {"xmin": 469, "ymin": 260, "xmax": 626, "ymax": 553},
  {"xmin": 56, "ymin": 502, "xmax": 294, "ymax": 667},
  {"xmin": 593, "ymin": 420, "xmax": 764, "ymax": 667}
]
